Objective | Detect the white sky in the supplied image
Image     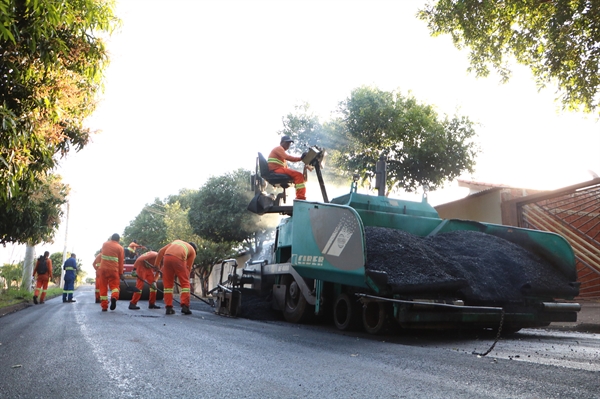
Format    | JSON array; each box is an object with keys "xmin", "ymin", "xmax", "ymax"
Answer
[{"xmin": 2, "ymin": 0, "xmax": 599, "ymax": 276}]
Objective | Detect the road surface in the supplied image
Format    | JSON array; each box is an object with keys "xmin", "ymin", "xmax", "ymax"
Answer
[{"xmin": 0, "ymin": 286, "xmax": 598, "ymax": 398}]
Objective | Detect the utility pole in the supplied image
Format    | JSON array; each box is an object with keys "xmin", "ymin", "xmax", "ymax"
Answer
[{"xmin": 60, "ymin": 201, "xmax": 70, "ymax": 286}]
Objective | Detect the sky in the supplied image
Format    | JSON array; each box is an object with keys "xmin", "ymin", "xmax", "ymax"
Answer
[{"xmin": 2, "ymin": 0, "xmax": 599, "ymax": 276}]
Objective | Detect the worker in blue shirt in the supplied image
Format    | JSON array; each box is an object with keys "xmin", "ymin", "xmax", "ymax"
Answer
[{"xmin": 62, "ymin": 253, "xmax": 78, "ymax": 303}]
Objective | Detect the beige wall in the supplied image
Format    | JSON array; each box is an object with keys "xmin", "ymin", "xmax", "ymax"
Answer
[{"xmin": 435, "ymin": 190, "xmax": 503, "ymax": 224}]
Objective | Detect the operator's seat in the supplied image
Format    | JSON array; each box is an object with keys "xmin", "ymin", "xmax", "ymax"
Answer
[{"xmin": 258, "ymin": 152, "xmax": 293, "ymax": 189}]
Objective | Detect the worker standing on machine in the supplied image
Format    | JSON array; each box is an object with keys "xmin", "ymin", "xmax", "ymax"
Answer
[
  {"xmin": 154, "ymin": 240, "xmax": 197, "ymax": 315},
  {"xmin": 99, "ymin": 233, "xmax": 124, "ymax": 311},
  {"xmin": 268, "ymin": 135, "xmax": 307, "ymax": 200},
  {"xmin": 129, "ymin": 250, "xmax": 161, "ymax": 310},
  {"xmin": 126, "ymin": 240, "xmax": 145, "ymax": 259}
]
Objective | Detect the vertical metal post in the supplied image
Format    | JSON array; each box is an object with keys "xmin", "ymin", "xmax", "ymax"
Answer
[
  {"xmin": 60, "ymin": 201, "xmax": 70, "ymax": 287},
  {"xmin": 375, "ymin": 155, "xmax": 387, "ymax": 197}
]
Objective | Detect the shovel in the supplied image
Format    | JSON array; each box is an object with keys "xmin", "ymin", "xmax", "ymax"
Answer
[
  {"xmin": 144, "ymin": 260, "xmax": 214, "ymax": 307},
  {"xmin": 121, "ymin": 275, "xmax": 141, "ymax": 293}
]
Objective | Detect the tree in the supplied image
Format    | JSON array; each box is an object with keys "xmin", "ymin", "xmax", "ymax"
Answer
[
  {"xmin": 0, "ymin": 174, "xmax": 69, "ymax": 245},
  {"xmin": 329, "ymin": 86, "xmax": 478, "ymax": 193},
  {"xmin": 418, "ymin": 0, "xmax": 600, "ymax": 114},
  {"xmin": 0, "ymin": 0, "xmax": 119, "ymax": 244},
  {"xmin": 0, "ymin": 262, "xmax": 23, "ymax": 290},
  {"xmin": 188, "ymin": 169, "xmax": 271, "ymax": 253},
  {"xmin": 123, "ymin": 198, "xmax": 168, "ymax": 251},
  {"xmin": 50, "ymin": 252, "xmax": 63, "ymax": 284},
  {"xmin": 279, "ymin": 102, "xmax": 328, "ymax": 151}
]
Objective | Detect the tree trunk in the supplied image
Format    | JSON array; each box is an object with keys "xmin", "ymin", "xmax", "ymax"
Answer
[{"xmin": 20, "ymin": 244, "xmax": 35, "ymax": 291}]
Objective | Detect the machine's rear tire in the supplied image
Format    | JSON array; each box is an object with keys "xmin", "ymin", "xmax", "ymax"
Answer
[
  {"xmin": 333, "ymin": 293, "xmax": 360, "ymax": 331},
  {"xmin": 281, "ymin": 275, "xmax": 312, "ymax": 323},
  {"xmin": 362, "ymin": 301, "xmax": 387, "ymax": 334}
]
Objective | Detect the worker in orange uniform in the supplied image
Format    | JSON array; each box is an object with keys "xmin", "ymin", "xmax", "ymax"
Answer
[
  {"xmin": 128, "ymin": 250, "xmax": 161, "ymax": 310},
  {"xmin": 92, "ymin": 252, "xmax": 102, "ymax": 303},
  {"xmin": 154, "ymin": 240, "xmax": 197, "ymax": 315},
  {"xmin": 98, "ymin": 233, "xmax": 125, "ymax": 311},
  {"xmin": 268, "ymin": 135, "xmax": 307, "ymax": 200},
  {"xmin": 32, "ymin": 251, "xmax": 53, "ymax": 304},
  {"xmin": 126, "ymin": 240, "xmax": 145, "ymax": 259}
]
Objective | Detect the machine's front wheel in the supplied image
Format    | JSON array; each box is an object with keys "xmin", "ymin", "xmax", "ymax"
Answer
[
  {"xmin": 333, "ymin": 293, "xmax": 360, "ymax": 331},
  {"xmin": 362, "ymin": 301, "xmax": 387, "ymax": 334},
  {"xmin": 281, "ymin": 275, "xmax": 312, "ymax": 323}
]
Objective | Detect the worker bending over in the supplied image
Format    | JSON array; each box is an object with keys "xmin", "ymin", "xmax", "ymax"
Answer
[
  {"xmin": 129, "ymin": 250, "xmax": 161, "ymax": 310},
  {"xmin": 268, "ymin": 135, "xmax": 306, "ymax": 200},
  {"xmin": 154, "ymin": 240, "xmax": 197, "ymax": 315}
]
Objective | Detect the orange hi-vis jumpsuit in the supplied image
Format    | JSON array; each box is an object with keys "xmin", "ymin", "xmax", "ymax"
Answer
[
  {"xmin": 130, "ymin": 251, "xmax": 159, "ymax": 307},
  {"xmin": 33, "ymin": 257, "xmax": 53, "ymax": 303},
  {"xmin": 92, "ymin": 254, "xmax": 101, "ymax": 302},
  {"xmin": 154, "ymin": 240, "xmax": 196, "ymax": 309},
  {"xmin": 98, "ymin": 240, "xmax": 124, "ymax": 310},
  {"xmin": 268, "ymin": 145, "xmax": 306, "ymax": 200}
]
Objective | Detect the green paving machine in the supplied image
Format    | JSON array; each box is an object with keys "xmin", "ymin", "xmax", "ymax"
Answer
[{"xmin": 218, "ymin": 147, "xmax": 580, "ymax": 334}]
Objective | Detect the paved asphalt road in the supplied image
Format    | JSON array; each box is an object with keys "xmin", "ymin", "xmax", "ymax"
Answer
[{"xmin": 0, "ymin": 286, "xmax": 598, "ymax": 399}]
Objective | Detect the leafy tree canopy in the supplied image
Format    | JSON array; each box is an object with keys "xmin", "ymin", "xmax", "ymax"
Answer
[
  {"xmin": 188, "ymin": 169, "xmax": 274, "ymax": 254},
  {"xmin": 419, "ymin": 0, "xmax": 600, "ymax": 114},
  {"xmin": 0, "ymin": 174, "xmax": 69, "ymax": 245},
  {"xmin": 123, "ymin": 198, "xmax": 168, "ymax": 251},
  {"xmin": 278, "ymin": 102, "xmax": 328, "ymax": 151},
  {"xmin": 329, "ymin": 86, "xmax": 479, "ymax": 193},
  {"xmin": 0, "ymin": 0, "xmax": 119, "ymax": 244}
]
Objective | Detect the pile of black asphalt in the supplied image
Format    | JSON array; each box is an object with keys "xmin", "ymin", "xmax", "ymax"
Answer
[{"xmin": 365, "ymin": 227, "xmax": 575, "ymax": 303}]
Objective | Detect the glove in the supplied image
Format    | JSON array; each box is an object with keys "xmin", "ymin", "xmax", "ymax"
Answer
[{"xmin": 131, "ymin": 269, "xmax": 137, "ymax": 278}]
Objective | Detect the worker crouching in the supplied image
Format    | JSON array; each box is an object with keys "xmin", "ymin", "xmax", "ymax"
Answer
[{"xmin": 155, "ymin": 240, "xmax": 197, "ymax": 315}]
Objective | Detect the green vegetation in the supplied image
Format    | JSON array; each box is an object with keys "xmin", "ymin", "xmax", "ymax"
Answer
[
  {"xmin": 280, "ymin": 86, "xmax": 479, "ymax": 194},
  {"xmin": 419, "ymin": 1, "xmax": 600, "ymax": 114},
  {"xmin": 0, "ymin": 286, "xmax": 63, "ymax": 310},
  {"xmin": 0, "ymin": 0, "xmax": 119, "ymax": 245}
]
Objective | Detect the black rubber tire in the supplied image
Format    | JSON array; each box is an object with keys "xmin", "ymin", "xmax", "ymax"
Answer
[
  {"xmin": 333, "ymin": 293, "xmax": 360, "ymax": 331},
  {"xmin": 281, "ymin": 275, "xmax": 313, "ymax": 323},
  {"xmin": 362, "ymin": 301, "xmax": 387, "ymax": 334}
]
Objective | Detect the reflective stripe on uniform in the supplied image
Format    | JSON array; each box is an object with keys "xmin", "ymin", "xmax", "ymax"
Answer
[
  {"xmin": 101, "ymin": 255, "xmax": 119, "ymax": 262},
  {"xmin": 180, "ymin": 288, "xmax": 190, "ymax": 293},
  {"xmin": 173, "ymin": 241, "xmax": 189, "ymax": 258},
  {"xmin": 268, "ymin": 158, "xmax": 284, "ymax": 166},
  {"xmin": 164, "ymin": 288, "xmax": 174, "ymax": 294},
  {"xmin": 100, "ymin": 296, "xmax": 108, "ymax": 300},
  {"xmin": 65, "ymin": 267, "xmax": 76, "ymax": 271},
  {"xmin": 111, "ymin": 288, "xmax": 119, "ymax": 294},
  {"xmin": 296, "ymin": 183, "xmax": 305, "ymax": 189}
]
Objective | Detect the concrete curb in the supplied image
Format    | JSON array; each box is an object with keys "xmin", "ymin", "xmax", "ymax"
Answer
[{"xmin": 0, "ymin": 301, "xmax": 32, "ymax": 318}]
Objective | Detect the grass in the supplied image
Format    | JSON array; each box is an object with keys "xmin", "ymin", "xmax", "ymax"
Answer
[{"xmin": 0, "ymin": 286, "xmax": 64, "ymax": 309}]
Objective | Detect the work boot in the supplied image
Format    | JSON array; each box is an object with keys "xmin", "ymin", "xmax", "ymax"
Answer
[
  {"xmin": 68, "ymin": 299, "xmax": 76, "ymax": 303},
  {"xmin": 181, "ymin": 305, "xmax": 192, "ymax": 315},
  {"xmin": 33, "ymin": 296, "xmax": 38, "ymax": 305},
  {"xmin": 39, "ymin": 301, "xmax": 45, "ymax": 304},
  {"xmin": 95, "ymin": 299, "xmax": 101, "ymax": 304},
  {"xmin": 148, "ymin": 303, "xmax": 161, "ymax": 309},
  {"xmin": 165, "ymin": 306, "xmax": 175, "ymax": 315},
  {"xmin": 128, "ymin": 303, "xmax": 140, "ymax": 310},
  {"xmin": 110, "ymin": 297, "xmax": 117, "ymax": 310},
  {"xmin": 101, "ymin": 308, "xmax": 107, "ymax": 312}
]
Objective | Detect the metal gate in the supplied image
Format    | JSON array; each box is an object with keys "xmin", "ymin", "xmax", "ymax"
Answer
[{"xmin": 516, "ymin": 180, "xmax": 600, "ymax": 299}]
